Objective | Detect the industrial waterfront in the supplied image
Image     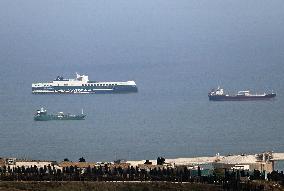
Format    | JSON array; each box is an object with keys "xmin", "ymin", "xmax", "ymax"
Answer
[
  {"xmin": 1, "ymin": 152, "xmax": 284, "ymax": 190},
  {"xmin": 1, "ymin": 152, "xmax": 284, "ymax": 177}
]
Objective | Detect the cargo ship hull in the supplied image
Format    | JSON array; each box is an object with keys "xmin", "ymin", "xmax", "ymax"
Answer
[
  {"xmin": 209, "ymin": 94, "xmax": 276, "ymax": 101},
  {"xmin": 34, "ymin": 114, "xmax": 86, "ymax": 121}
]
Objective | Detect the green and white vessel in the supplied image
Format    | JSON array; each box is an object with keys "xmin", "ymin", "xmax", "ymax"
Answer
[{"xmin": 34, "ymin": 108, "xmax": 86, "ymax": 121}]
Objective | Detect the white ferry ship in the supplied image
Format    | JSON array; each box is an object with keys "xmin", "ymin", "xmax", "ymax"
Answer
[{"xmin": 32, "ymin": 73, "xmax": 138, "ymax": 94}]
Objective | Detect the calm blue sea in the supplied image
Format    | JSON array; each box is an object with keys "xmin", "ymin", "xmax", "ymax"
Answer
[{"xmin": 0, "ymin": 0, "xmax": 283, "ymax": 170}]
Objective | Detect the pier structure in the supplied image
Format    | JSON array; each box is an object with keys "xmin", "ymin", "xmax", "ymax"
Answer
[{"xmin": 271, "ymin": 153, "xmax": 284, "ymax": 161}]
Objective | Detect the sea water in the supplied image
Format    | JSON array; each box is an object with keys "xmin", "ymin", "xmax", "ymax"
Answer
[{"xmin": 0, "ymin": 1, "xmax": 283, "ymax": 170}]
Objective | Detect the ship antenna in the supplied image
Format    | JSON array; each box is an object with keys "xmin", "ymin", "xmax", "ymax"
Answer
[
  {"xmin": 76, "ymin": 72, "xmax": 80, "ymax": 79},
  {"xmin": 82, "ymin": 108, "xmax": 84, "ymax": 115}
]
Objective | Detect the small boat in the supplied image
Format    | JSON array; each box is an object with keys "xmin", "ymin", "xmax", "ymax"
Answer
[
  {"xmin": 208, "ymin": 87, "xmax": 276, "ymax": 101},
  {"xmin": 34, "ymin": 108, "xmax": 86, "ymax": 121}
]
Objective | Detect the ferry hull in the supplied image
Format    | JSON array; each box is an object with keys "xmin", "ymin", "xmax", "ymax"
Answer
[
  {"xmin": 209, "ymin": 93, "xmax": 276, "ymax": 101},
  {"xmin": 32, "ymin": 85, "xmax": 138, "ymax": 94}
]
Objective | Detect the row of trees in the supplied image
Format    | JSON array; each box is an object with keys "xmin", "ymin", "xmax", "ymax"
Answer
[
  {"xmin": 268, "ymin": 170, "xmax": 284, "ymax": 182},
  {"xmin": 0, "ymin": 164, "xmax": 283, "ymax": 184}
]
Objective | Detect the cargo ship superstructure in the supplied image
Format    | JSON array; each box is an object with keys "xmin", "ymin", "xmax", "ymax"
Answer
[
  {"xmin": 34, "ymin": 108, "xmax": 86, "ymax": 121},
  {"xmin": 208, "ymin": 87, "xmax": 276, "ymax": 101},
  {"xmin": 32, "ymin": 73, "xmax": 138, "ymax": 94}
]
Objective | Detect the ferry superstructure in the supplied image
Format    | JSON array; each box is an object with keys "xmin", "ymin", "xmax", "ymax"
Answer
[
  {"xmin": 208, "ymin": 87, "xmax": 276, "ymax": 101},
  {"xmin": 32, "ymin": 73, "xmax": 138, "ymax": 94}
]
